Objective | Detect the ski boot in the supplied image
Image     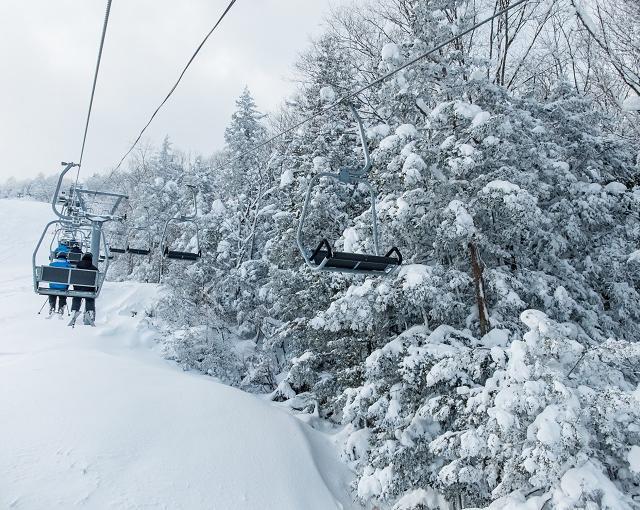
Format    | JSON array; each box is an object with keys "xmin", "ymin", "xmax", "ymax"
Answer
[
  {"xmin": 57, "ymin": 307, "xmax": 66, "ymax": 320},
  {"xmin": 83, "ymin": 311, "xmax": 96, "ymax": 327},
  {"xmin": 46, "ymin": 307, "xmax": 55, "ymax": 319}
]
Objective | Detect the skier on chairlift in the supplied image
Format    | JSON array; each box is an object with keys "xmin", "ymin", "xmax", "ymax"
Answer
[
  {"xmin": 69, "ymin": 253, "xmax": 99, "ymax": 327},
  {"xmin": 48, "ymin": 252, "xmax": 71, "ymax": 317},
  {"xmin": 54, "ymin": 240, "xmax": 71, "ymax": 258}
]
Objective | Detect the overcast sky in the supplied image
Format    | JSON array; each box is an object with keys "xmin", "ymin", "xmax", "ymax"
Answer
[{"xmin": 0, "ymin": 0, "xmax": 345, "ymax": 180}]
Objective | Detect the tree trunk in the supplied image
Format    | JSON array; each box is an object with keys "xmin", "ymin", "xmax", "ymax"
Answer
[{"xmin": 469, "ymin": 241, "xmax": 490, "ymax": 336}]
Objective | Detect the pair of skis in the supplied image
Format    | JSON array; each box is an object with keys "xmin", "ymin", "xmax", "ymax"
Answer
[
  {"xmin": 38, "ymin": 300, "xmax": 95, "ymax": 327},
  {"xmin": 45, "ymin": 306, "xmax": 67, "ymax": 320},
  {"xmin": 68, "ymin": 311, "xmax": 95, "ymax": 328}
]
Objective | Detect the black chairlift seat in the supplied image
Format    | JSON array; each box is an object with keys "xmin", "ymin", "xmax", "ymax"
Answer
[
  {"xmin": 309, "ymin": 239, "xmax": 402, "ymax": 275},
  {"xmin": 35, "ymin": 266, "xmax": 101, "ymax": 299},
  {"xmin": 127, "ymin": 247, "xmax": 151, "ymax": 256},
  {"xmin": 163, "ymin": 247, "xmax": 201, "ymax": 261},
  {"xmin": 110, "ymin": 247, "xmax": 127, "ymax": 254}
]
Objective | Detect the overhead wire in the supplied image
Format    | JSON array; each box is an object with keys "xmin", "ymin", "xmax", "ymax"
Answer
[
  {"xmin": 227, "ymin": 0, "xmax": 531, "ymax": 164},
  {"xmin": 111, "ymin": 0, "xmax": 238, "ymax": 175},
  {"xmin": 106, "ymin": 0, "xmax": 530, "ymax": 177},
  {"xmin": 78, "ymin": 0, "xmax": 113, "ymax": 176}
]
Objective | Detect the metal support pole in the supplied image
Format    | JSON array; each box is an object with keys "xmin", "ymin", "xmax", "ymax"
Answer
[{"xmin": 91, "ymin": 221, "xmax": 102, "ymax": 267}]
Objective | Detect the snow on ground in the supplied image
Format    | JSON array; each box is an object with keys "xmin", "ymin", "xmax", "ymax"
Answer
[{"xmin": 0, "ymin": 199, "xmax": 354, "ymax": 510}]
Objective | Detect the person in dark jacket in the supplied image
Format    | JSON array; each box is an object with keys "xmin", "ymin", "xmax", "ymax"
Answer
[
  {"xmin": 48, "ymin": 252, "xmax": 71, "ymax": 316},
  {"xmin": 69, "ymin": 253, "xmax": 99, "ymax": 327}
]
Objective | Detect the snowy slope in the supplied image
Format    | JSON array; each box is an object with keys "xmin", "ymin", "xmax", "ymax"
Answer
[{"xmin": 0, "ymin": 199, "xmax": 353, "ymax": 510}]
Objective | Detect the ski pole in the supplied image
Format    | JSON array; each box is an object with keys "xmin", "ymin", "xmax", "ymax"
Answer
[{"xmin": 37, "ymin": 298, "xmax": 49, "ymax": 315}]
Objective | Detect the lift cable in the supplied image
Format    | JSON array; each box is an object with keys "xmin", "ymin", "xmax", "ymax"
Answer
[
  {"xmin": 78, "ymin": 0, "xmax": 113, "ymax": 174},
  {"xmin": 111, "ymin": 0, "xmax": 238, "ymax": 174},
  {"xmin": 227, "ymin": 0, "xmax": 530, "ymax": 165}
]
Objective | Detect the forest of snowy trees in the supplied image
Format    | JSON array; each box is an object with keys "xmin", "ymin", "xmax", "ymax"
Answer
[{"xmin": 6, "ymin": 0, "xmax": 640, "ymax": 508}]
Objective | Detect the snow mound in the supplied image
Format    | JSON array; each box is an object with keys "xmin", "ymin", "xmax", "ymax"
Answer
[
  {"xmin": 628, "ymin": 445, "xmax": 640, "ymax": 474},
  {"xmin": 210, "ymin": 198, "xmax": 226, "ymax": 216},
  {"xmin": 444, "ymin": 200, "xmax": 475, "ymax": 236},
  {"xmin": 367, "ymin": 123, "xmax": 391, "ymax": 140},
  {"xmin": 628, "ymin": 250, "xmax": 640, "ymax": 264},
  {"xmin": 396, "ymin": 124, "xmax": 418, "ymax": 138},
  {"xmin": 622, "ymin": 95, "xmax": 640, "ymax": 112},
  {"xmin": 483, "ymin": 180, "xmax": 521, "ymax": 194},
  {"xmin": 320, "ymin": 86, "xmax": 336, "ymax": 103},
  {"xmin": 554, "ymin": 461, "xmax": 633, "ymax": 509},
  {"xmin": 604, "ymin": 181, "xmax": 627, "ymax": 194},
  {"xmin": 381, "ymin": 42, "xmax": 400, "ymax": 62},
  {"xmin": 455, "ymin": 101, "xmax": 482, "ymax": 120},
  {"xmin": 392, "ymin": 488, "xmax": 443, "ymax": 509},
  {"xmin": 399, "ymin": 264, "xmax": 430, "ymax": 290},
  {"xmin": 470, "ymin": 68, "xmax": 486, "ymax": 81},
  {"xmin": 471, "ymin": 110, "xmax": 491, "ymax": 128},
  {"xmin": 280, "ymin": 168, "xmax": 295, "ymax": 187}
]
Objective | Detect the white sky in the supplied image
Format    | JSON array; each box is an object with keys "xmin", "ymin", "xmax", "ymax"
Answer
[{"xmin": 0, "ymin": 0, "xmax": 345, "ymax": 180}]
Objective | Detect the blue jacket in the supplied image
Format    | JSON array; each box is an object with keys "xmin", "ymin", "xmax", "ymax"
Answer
[
  {"xmin": 49, "ymin": 258, "xmax": 71, "ymax": 290},
  {"xmin": 55, "ymin": 244, "xmax": 70, "ymax": 254}
]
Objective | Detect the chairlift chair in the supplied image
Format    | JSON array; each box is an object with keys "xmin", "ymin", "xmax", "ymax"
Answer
[
  {"xmin": 106, "ymin": 224, "xmax": 127, "ymax": 254},
  {"xmin": 160, "ymin": 186, "xmax": 201, "ymax": 261},
  {"xmin": 33, "ymin": 162, "xmax": 128, "ymax": 300},
  {"xmin": 34, "ymin": 220, "xmax": 108, "ymax": 300},
  {"xmin": 159, "ymin": 186, "xmax": 201, "ymax": 280},
  {"xmin": 126, "ymin": 208, "xmax": 153, "ymax": 256},
  {"xmin": 296, "ymin": 103, "xmax": 402, "ymax": 276}
]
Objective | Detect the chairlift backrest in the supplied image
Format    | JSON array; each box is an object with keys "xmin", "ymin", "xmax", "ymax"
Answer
[{"xmin": 40, "ymin": 266, "xmax": 99, "ymax": 287}]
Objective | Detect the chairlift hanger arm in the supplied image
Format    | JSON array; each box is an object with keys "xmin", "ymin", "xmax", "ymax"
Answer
[
  {"xmin": 347, "ymin": 102, "xmax": 371, "ymax": 178},
  {"xmin": 179, "ymin": 185, "xmax": 198, "ymax": 221},
  {"xmin": 33, "ymin": 220, "xmax": 60, "ymax": 290},
  {"xmin": 52, "ymin": 162, "xmax": 79, "ymax": 220}
]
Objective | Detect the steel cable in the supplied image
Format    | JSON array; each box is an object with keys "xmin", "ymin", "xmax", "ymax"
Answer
[{"xmin": 111, "ymin": 0, "xmax": 238, "ymax": 174}]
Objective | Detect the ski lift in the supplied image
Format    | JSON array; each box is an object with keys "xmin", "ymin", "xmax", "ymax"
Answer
[
  {"xmin": 106, "ymin": 221, "xmax": 128, "ymax": 254},
  {"xmin": 33, "ymin": 162, "xmax": 127, "ymax": 300},
  {"xmin": 126, "ymin": 227, "xmax": 152, "ymax": 256},
  {"xmin": 126, "ymin": 208, "xmax": 153, "ymax": 256},
  {"xmin": 159, "ymin": 186, "xmax": 201, "ymax": 280},
  {"xmin": 296, "ymin": 103, "xmax": 402, "ymax": 276},
  {"xmin": 34, "ymin": 219, "xmax": 109, "ymax": 300}
]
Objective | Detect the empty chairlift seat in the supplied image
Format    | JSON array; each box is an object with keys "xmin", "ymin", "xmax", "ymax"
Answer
[
  {"xmin": 163, "ymin": 246, "xmax": 201, "ymax": 261},
  {"xmin": 296, "ymin": 102, "xmax": 404, "ymax": 277},
  {"xmin": 160, "ymin": 186, "xmax": 201, "ymax": 263},
  {"xmin": 127, "ymin": 247, "xmax": 151, "ymax": 256},
  {"xmin": 126, "ymin": 227, "xmax": 152, "ymax": 256},
  {"xmin": 309, "ymin": 239, "xmax": 402, "ymax": 275}
]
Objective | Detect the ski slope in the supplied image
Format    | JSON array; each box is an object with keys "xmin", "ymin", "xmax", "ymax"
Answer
[{"xmin": 0, "ymin": 199, "xmax": 353, "ymax": 510}]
